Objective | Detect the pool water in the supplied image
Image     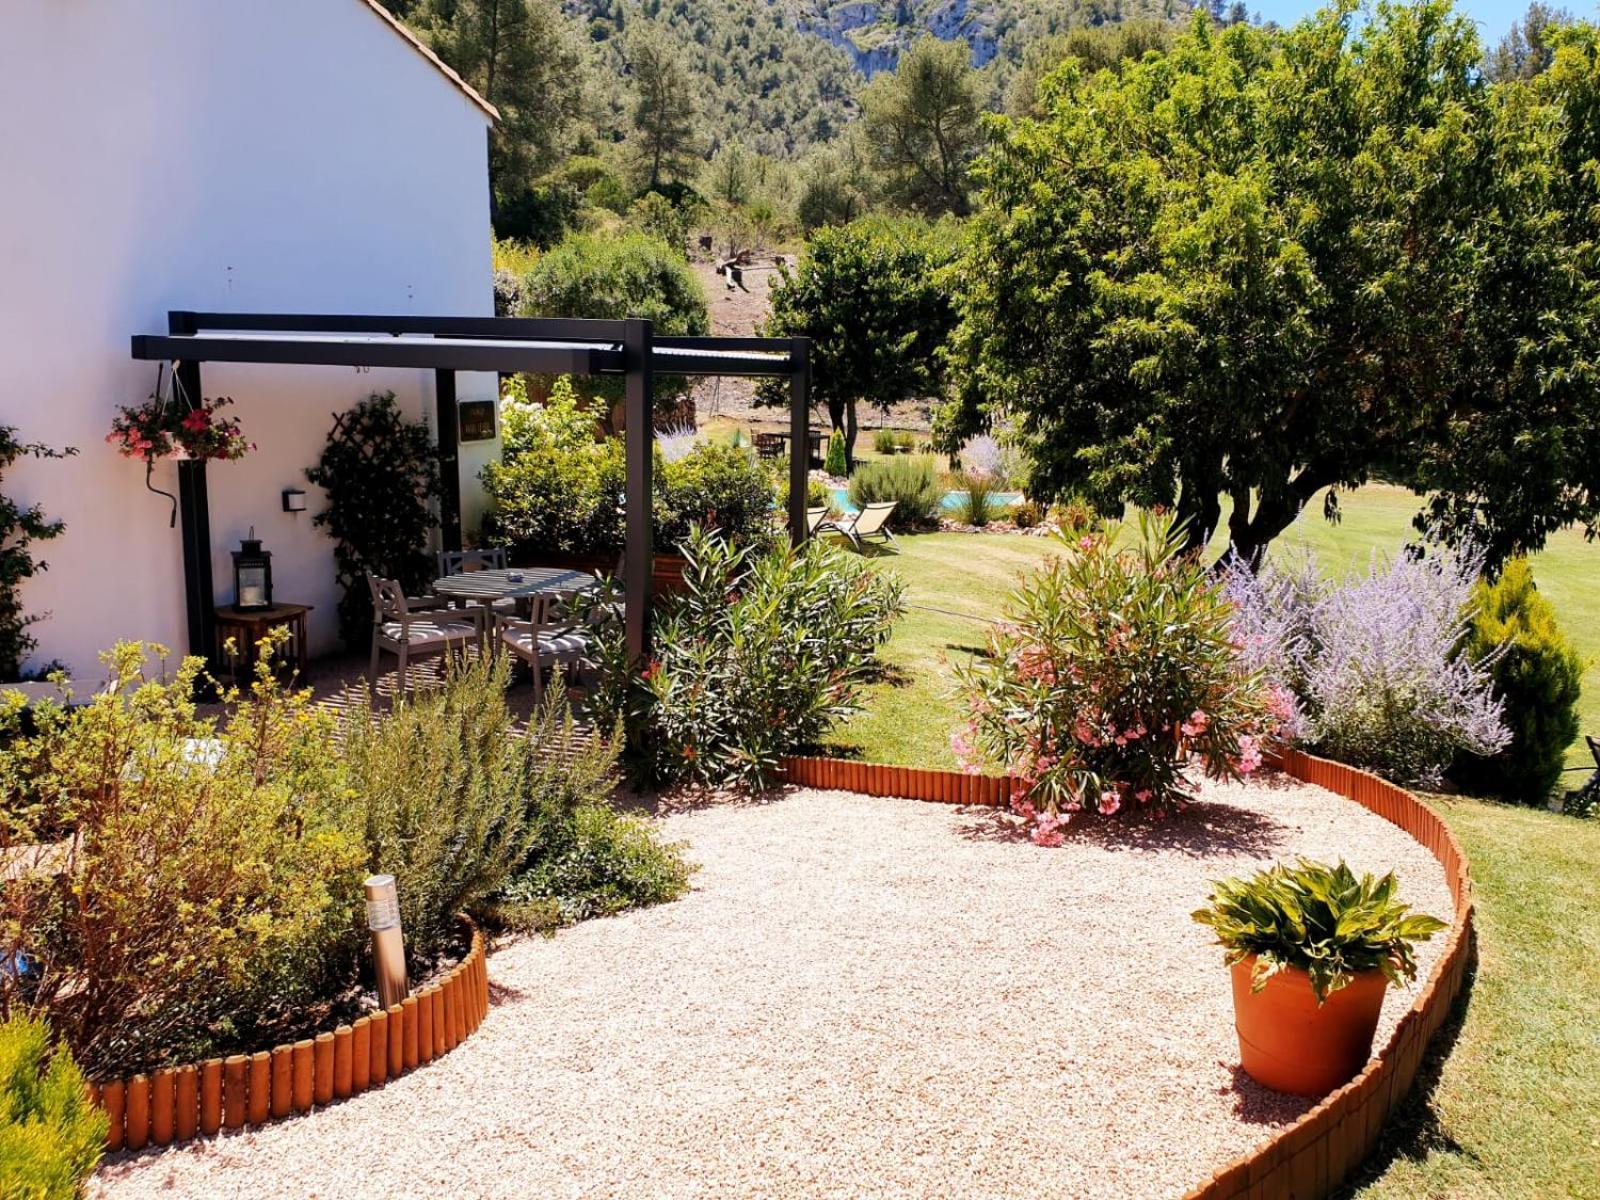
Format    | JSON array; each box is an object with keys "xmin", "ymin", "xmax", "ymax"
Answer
[{"xmin": 829, "ymin": 488, "xmax": 1023, "ymax": 514}]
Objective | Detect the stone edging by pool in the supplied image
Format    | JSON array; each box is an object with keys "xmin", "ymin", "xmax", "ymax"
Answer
[
  {"xmin": 91, "ymin": 920, "xmax": 489, "ymax": 1153},
  {"xmin": 779, "ymin": 750, "xmax": 1476, "ymax": 1200}
]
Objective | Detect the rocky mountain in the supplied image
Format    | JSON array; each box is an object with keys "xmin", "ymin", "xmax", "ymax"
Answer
[{"xmin": 799, "ymin": 0, "xmax": 1192, "ymax": 78}]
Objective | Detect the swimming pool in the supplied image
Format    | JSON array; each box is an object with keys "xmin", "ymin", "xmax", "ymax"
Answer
[{"xmin": 829, "ymin": 488, "xmax": 1023, "ymax": 514}]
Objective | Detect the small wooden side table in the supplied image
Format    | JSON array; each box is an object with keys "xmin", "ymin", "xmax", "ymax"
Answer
[{"xmin": 214, "ymin": 603, "xmax": 313, "ymax": 679}]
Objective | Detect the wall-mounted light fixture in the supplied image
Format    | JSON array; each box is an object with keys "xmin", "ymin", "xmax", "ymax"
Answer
[{"xmin": 282, "ymin": 487, "xmax": 307, "ymax": 513}]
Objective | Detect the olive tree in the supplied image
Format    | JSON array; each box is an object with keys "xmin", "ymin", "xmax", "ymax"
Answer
[
  {"xmin": 942, "ymin": 3, "xmax": 1600, "ymax": 566},
  {"xmin": 760, "ymin": 218, "xmax": 960, "ymax": 469}
]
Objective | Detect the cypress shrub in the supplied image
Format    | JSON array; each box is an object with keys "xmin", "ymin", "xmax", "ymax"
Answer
[
  {"xmin": 1454, "ymin": 558, "xmax": 1584, "ymax": 805},
  {"xmin": 823, "ymin": 429, "xmax": 848, "ymax": 477},
  {"xmin": 0, "ymin": 1016, "xmax": 107, "ymax": 1197}
]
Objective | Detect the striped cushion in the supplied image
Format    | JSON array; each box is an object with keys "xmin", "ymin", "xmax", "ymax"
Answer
[
  {"xmin": 381, "ymin": 619, "xmax": 477, "ymax": 645},
  {"xmin": 500, "ymin": 629, "xmax": 591, "ymax": 657}
]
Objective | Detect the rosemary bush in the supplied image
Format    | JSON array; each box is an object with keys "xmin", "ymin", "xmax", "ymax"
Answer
[{"xmin": 846, "ymin": 454, "xmax": 944, "ymax": 526}]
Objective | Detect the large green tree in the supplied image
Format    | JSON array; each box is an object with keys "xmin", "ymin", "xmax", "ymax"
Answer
[
  {"xmin": 1413, "ymin": 19, "xmax": 1600, "ymax": 562},
  {"xmin": 627, "ymin": 30, "xmax": 701, "ymax": 190},
  {"xmin": 942, "ymin": 2, "xmax": 1600, "ymax": 565},
  {"xmin": 860, "ymin": 37, "xmax": 984, "ymax": 216},
  {"xmin": 413, "ymin": 0, "xmax": 584, "ymax": 215},
  {"xmin": 760, "ymin": 219, "xmax": 960, "ymax": 468},
  {"xmin": 517, "ymin": 232, "xmax": 709, "ymax": 419}
]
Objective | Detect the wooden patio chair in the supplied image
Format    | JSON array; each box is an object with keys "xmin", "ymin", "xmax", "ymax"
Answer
[
  {"xmin": 437, "ymin": 546, "xmax": 515, "ymax": 618},
  {"xmin": 818, "ymin": 501, "xmax": 898, "ymax": 551},
  {"xmin": 437, "ymin": 547, "xmax": 507, "ymax": 576},
  {"xmin": 495, "ymin": 593, "xmax": 595, "ymax": 706},
  {"xmin": 367, "ymin": 575, "xmax": 482, "ymax": 695},
  {"xmin": 753, "ymin": 432, "xmax": 785, "ymax": 460}
]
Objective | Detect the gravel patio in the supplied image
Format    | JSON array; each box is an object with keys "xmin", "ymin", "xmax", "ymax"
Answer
[{"xmin": 92, "ymin": 773, "xmax": 1452, "ymax": 1200}]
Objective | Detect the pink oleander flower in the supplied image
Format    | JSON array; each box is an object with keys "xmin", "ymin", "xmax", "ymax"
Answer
[
  {"xmin": 1078, "ymin": 535, "xmax": 1095, "ymax": 551},
  {"xmin": 1031, "ymin": 822, "xmax": 1065, "ymax": 848},
  {"xmin": 1098, "ymin": 790, "xmax": 1121, "ymax": 816},
  {"xmin": 1134, "ymin": 788, "xmax": 1153, "ymax": 805},
  {"xmin": 1180, "ymin": 709, "xmax": 1210, "ymax": 738},
  {"xmin": 1236, "ymin": 734, "xmax": 1263, "ymax": 776}
]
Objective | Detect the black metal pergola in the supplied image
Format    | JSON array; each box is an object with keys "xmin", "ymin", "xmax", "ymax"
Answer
[{"xmin": 130, "ymin": 311, "xmax": 812, "ymax": 665}]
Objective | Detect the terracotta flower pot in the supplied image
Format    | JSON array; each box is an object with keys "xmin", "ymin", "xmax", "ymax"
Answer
[{"xmin": 1230, "ymin": 956, "xmax": 1388, "ymax": 1096}]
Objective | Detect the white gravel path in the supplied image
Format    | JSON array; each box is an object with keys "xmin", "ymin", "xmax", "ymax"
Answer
[{"xmin": 92, "ymin": 773, "xmax": 1452, "ymax": 1200}]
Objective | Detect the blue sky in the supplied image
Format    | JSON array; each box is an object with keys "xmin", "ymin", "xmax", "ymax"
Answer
[{"xmin": 1247, "ymin": 0, "xmax": 1599, "ymax": 45}]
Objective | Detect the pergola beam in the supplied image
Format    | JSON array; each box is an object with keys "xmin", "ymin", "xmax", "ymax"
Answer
[{"xmin": 130, "ymin": 333, "xmax": 614, "ymax": 377}]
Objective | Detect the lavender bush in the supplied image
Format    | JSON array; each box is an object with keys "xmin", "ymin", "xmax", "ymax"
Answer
[{"xmin": 1224, "ymin": 540, "xmax": 1509, "ymax": 787}]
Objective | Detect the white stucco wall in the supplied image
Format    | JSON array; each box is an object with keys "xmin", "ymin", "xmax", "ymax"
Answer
[{"xmin": 0, "ymin": 0, "xmax": 495, "ymax": 677}]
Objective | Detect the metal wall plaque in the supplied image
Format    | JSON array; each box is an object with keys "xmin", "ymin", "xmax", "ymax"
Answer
[{"xmin": 458, "ymin": 399, "xmax": 497, "ymax": 442}]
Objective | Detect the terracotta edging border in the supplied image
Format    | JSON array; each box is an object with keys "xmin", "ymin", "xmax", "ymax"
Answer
[
  {"xmin": 90, "ymin": 919, "xmax": 490, "ymax": 1154},
  {"xmin": 779, "ymin": 751, "xmax": 1476, "ymax": 1200}
]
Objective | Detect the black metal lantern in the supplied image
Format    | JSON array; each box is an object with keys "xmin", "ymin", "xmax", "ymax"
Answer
[{"xmin": 232, "ymin": 531, "xmax": 272, "ymax": 611}]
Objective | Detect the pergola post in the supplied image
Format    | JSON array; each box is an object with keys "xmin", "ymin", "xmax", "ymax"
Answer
[
  {"xmin": 434, "ymin": 369, "xmax": 462, "ymax": 553},
  {"xmin": 623, "ymin": 319, "xmax": 653, "ymax": 661},
  {"xmin": 173, "ymin": 354, "xmax": 217, "ymax": 669},
  {"xmin": 789, "ymin": 337, "xmax": 812, "ymax": 546}
]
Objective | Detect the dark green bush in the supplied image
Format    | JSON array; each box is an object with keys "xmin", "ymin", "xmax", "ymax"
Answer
[
  {"xmin": 0, "ymin": 1016, "xmax": 106, "ymax": 1199},
  {"xmin": 497, "ymin": 806, "xmax": 695, "ymax": 933},
  {"xmin": 656, "ymin": 442, "xmax": 778, "ymax": 552},
  {"xmin": 846, "ymin": 454, "xmax": 944, "ymax": 527},
  {"xmin": 306, "ymin": 393, "xmax": 440, "ymax": 647},
  {"xmin": 589, "ymin": 526, "xmax": 905, "ymax": 789},
  {"xmin": 484, "ymin": 390, "xmax": 775, "ymax": 557},
  {"xmin": 492, "ymin": 182, "xmax": 581, "ymax": 248},
  {"xmin": 0, "ymin": 427, "xmax": 71, "ymax": 682},
  {"xmin": 517, "ymin": 231, "xmax": 708, "ymax": 416},
  {"xmin": 1453, "ymin": 558, "xmax": 1584, "ymax": 805}
]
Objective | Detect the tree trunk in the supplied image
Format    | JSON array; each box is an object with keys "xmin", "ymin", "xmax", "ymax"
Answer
[{"xmin": 844, "ymin": 401, "xmax": 859, "ymax": 474}]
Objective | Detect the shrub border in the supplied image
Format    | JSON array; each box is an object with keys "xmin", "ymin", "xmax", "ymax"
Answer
[
  {"xmin": 780, "ymin": 750, "xmax": 1475, "ymax": 1200},
  {"xmin": 88, "ymin": 919, "xmax": 490, "ymax": 1154}
]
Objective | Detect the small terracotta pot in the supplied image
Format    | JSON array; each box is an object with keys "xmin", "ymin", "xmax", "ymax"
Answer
[{"xmin": 1230, "ymin": 956, "xmax": 1388, "ymax": 1096}]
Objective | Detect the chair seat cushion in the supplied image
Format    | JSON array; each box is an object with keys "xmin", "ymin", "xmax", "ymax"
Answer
[
  {"xmin": 500, "ymin": 628, "xmax": 591, "ymax": 657},
  {"xmin": 381, "ymin": 619, "xmax": 477, "ymax": 645}
]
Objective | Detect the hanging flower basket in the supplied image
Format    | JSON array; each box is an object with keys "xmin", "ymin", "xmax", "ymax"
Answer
[{"xmin": 109, "ymin": 368, "xmax": 254, "ymax": 464}]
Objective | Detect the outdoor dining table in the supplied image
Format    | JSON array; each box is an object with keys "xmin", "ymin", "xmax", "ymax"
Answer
[{"xmin": 430, "ymin": 566, "xmax": 599, "ymax": 618}]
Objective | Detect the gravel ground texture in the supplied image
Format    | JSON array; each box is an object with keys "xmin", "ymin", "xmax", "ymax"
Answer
[{"xmin": 92, "ymin": 773, "xmax": 1453, "ymax": 1200}]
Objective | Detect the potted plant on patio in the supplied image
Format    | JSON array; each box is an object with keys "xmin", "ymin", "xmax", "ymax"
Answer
[{"xmin": 1192, "ymin": 858, "xmax": 1446, "ymax": 1096}]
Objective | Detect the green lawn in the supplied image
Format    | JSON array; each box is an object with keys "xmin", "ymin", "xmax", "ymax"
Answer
[{"xmin": 829, "ymin": 498, "xmax": 1599, "ymax": 1199}]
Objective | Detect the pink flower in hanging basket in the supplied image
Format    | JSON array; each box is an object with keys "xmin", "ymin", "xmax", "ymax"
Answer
[{"xmin": 110, "ymin": 394, "xmax": 252, "ymax": 463}]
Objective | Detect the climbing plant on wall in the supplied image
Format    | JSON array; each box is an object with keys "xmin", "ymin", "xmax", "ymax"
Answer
[
  {"xmin": 0, "ymin": 427, "xmax": 73, "ymax": 681},
  {"xmin": 305, "ymin": 393, "xmax": 440, "ymax": 647}
]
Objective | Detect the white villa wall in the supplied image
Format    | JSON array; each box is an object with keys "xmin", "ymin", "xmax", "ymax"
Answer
[{"xmin": 0, "ymin": 0, "xmax": 495, "ymax": 677}]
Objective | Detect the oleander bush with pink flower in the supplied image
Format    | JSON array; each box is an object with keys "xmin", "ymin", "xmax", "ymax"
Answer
[{"xmin": 954, "ymin": 513, "xmax": 1277, "ymax": 844}]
